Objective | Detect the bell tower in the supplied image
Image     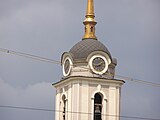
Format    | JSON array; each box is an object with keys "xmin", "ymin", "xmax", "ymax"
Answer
[{"xmin": 52, "ymin": 0, "xmax": 125, "ymax": 120}]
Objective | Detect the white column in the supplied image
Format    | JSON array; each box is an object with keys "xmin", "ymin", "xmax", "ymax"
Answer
[
  {"xmin": 103, "ymin": 99, "xmax": 107, "ymax": 120},
  {"xmin": 108, "ymin": 86, "xmax": 116, "ymax": 120},
  {"xmin": 81, "ymin": 81, "xmax": 89, "ymax": 120},
  {"xmin": 116, "ymin": 87, "xmax": 120, "ymax": 120},
  {"xmin": 55, "ymin": 89, "xmax": 60, "ymax": 120},
  {"xmin": 77, "ymin": 83, "xmax": 80, "ymax": 120},
  {"xmin": 67, "ymin": 84, "xmax": 72, "ymax": 120},
  {"xmin": 72, "ymin": 82, "xmax": 79, "ymax": 120},
  {"xmin": 74, "ymin": 82, "xmax": 80, "ymax": 120},
  {"xmin": 91, "ymin": 98, "xmax": 94, "ymax": 120}
]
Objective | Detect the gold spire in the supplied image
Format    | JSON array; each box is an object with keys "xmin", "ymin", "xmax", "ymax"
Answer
[{"xmin": 82, "ymin": 0, "xmax": 97, "ymax": 40}]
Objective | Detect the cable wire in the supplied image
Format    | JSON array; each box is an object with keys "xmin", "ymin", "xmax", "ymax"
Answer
[
  {"xmin": 1, "ymin": 48, "xmax": 160, "ymax": 119},
  {"xmin": 0, "ymin": 48, "xmax": 60, "ymax": 64},
  {"xmin": 115, "ymin": 75, "xmax": 160, "ymax": 87},
  {"xmin": 0, "ymin": 48, "xmax": 160, "ymax": 88},
  {"xmin": 0, "ymin": 105, "xmax": 160, "ymax": 120}
]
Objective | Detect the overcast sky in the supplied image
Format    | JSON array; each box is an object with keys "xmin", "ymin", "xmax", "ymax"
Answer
[{"xmin": 0, "ymin": 0, "xmax": 160, "ymax": 120}]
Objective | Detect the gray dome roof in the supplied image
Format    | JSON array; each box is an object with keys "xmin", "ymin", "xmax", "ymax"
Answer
[{"xmin": 69, "ymin": 39, "xmax": 111, "ymax": 60}]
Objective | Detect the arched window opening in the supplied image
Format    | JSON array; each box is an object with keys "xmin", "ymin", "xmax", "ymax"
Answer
[
  {"xmin": 94, "ymin": 93, "xmax": 102, "ymax": 120},
  {"xmin": 62, "ymin": 95, "xmax": 66, "ymax": 120}
]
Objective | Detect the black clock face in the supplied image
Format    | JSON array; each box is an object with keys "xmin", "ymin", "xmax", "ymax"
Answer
[
  {"xmin": 64, "ymin": 59, "xmax": 70, "ymax": 74},
  {"xmin": 92, "ymin": 57, "xmax": 105, "ymax": 72}
]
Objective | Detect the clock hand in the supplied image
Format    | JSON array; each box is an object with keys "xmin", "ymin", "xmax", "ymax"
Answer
[{"xmin": 93, "ymin": 61, "xmax": 103, "ymax": 66}]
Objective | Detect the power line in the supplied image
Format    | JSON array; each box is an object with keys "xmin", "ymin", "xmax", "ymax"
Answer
[
  {"xmin": 0, "ymin": 48, "xmax": 60, "ymax": 64},
  {"xmin": 115, "ymin": 75, "xmax": 160, "ymax": 87},
  {"xmin": 0, "ymin": 105, "xmax": 53, "ymax": 112},
  {"xmin": 0, "ymin": 105, "xmax": 160, "ymax": 120},
  {"xmin": 0, "ymin": 48, "xmax": 160, "ymax": 119},
  {"xmin": 0, "ymin": 48, "xmax": 160, "ymax": 88}
]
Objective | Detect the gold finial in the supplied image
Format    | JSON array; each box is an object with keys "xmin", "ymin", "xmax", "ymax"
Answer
[{"xmin": 82, "ymin": 0, "xmax": 97, "ymax": 40}]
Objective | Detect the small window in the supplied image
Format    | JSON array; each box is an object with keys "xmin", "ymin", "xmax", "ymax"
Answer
[
  {"xmin": 62, "ymin": 95, "xmax": 66, "ymax": 120},
  {"xmin": 94, "ymin": 93, "xmax": 102, "ymax": 120},
  {"xmin": 91, "ymin": 26, "xmax": 94, "ymax": 32}
]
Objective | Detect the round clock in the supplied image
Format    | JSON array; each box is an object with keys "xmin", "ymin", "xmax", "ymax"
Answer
[
  {"xmin": 89, "ymin": 55, "xmax": 108, "ymax": 75},
  {"xmin": 63, "ymin": 57, "xmax": 72, "ymax": 76}
]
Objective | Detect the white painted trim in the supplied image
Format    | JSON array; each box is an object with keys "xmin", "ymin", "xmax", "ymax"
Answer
[
  {"xmin": 62, "ymin": 57, "xmax": 73, "ymax": 77},
  {"xmin": 91, "ymin": 90, "xmax": 107, "ymax": 100},
  {"xmin": 77, "ymin": 83, "xmax": 80, "ymax": 120},
  {"xmin": 89, "ymin": 55, "xmax": 108, "ymax": 75},
  {"xmin": 91, "ymin": 90, "xmax": 107, "ymax": 120}
]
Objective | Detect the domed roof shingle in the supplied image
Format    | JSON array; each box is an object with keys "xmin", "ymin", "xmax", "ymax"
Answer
[{"xmin": 69, "ymin": 39, "xmax": 111, "ymax": 60}]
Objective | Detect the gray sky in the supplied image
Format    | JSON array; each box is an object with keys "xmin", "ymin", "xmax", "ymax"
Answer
[{"xmin": 0, "ymin": 0, "xmax": 160, "ymax": 120}]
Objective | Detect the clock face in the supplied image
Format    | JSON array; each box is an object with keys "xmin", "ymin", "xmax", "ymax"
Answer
[
  {"xmin": 92, "ymin": 57, "xmax": 105, "ymax": 72},
  {"xmin": 89, "ymin": 55, "xmax": 108, "ymax": 75},
  {"xmin": 64, "ymin": 59, "xmax": 70, "ymax": 74},
  {"xmin": 63, "ymin": 57, "xmax": 72, "ymax": 76}
]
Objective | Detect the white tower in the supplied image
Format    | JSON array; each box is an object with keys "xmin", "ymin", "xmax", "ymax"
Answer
[{"xmin": 53, "ymin": 0, "xmax": 125, "ymax": 120}]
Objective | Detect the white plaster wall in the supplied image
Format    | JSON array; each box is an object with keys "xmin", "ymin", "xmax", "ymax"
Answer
[
  {"xmin": 55, "ymin": 90, "xmax": 60, "ymax": 120},
  {"xmin": 81, "ymin": 80, "xmax": 89, "ymax": 120},
  {"xmin": 54, "ymin": 77, "xmax": 123, "ymax": 120},
  {"xmin": 67, "ymin": 84, "xmax": 72, "ymax": 120}
]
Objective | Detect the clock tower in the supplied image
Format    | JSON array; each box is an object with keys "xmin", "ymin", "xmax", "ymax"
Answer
[{"xmin": 52, "ymin": 0, "xmax": 125, "ymax": 120}]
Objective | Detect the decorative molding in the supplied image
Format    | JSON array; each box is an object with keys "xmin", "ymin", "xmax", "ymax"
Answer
[
  {"xmin": 91, "ymin": 89, "xmax": 107, "ymax": 100},
  {"xmin": 97, "ymin": 84, "xmax": 101, "ymax": 91}
]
